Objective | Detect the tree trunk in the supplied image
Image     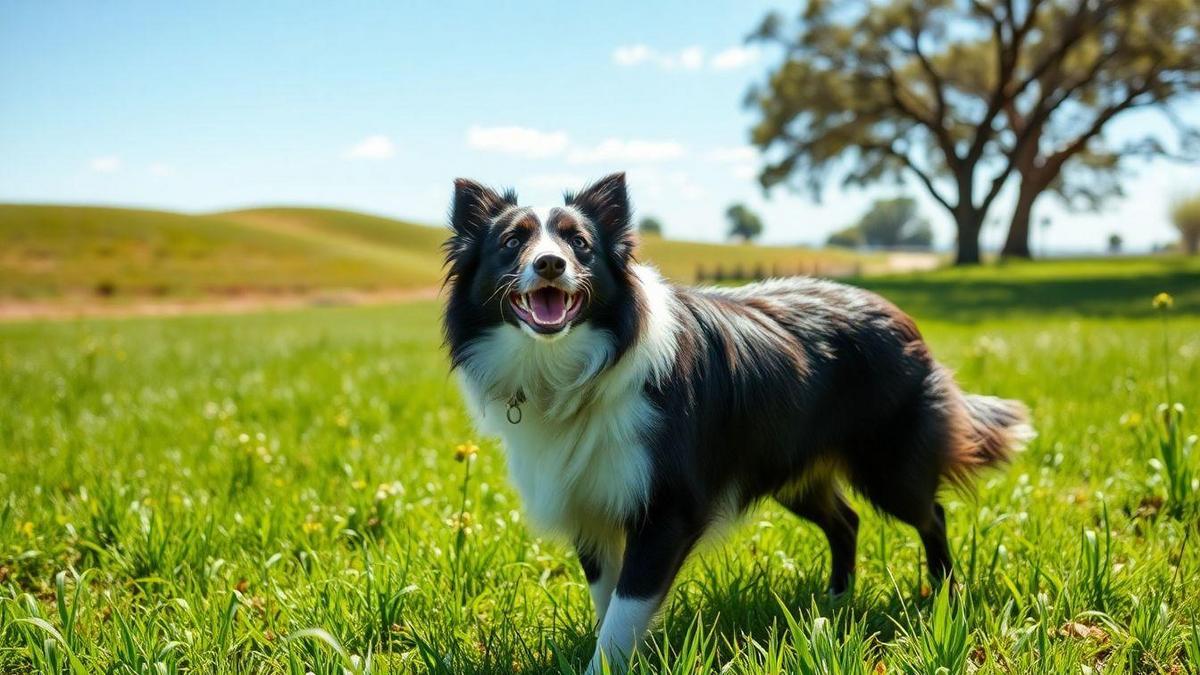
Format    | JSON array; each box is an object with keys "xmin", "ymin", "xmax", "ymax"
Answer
[
  {"xmin": 1185, "ymin": 230, "xmax": 1200, "ymax": 255},
  {"xmin": 954, "ymin": 211, "xmax": 983, "ymax": 265},
  {"xmin": 1001, "ymin": 183, "xmax": 1036, "ymax": 259}
]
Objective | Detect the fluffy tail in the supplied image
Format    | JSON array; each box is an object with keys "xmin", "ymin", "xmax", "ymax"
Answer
[{"xmin": 945, "ymin": 394, "xmax": 1035, "ymax": 485}]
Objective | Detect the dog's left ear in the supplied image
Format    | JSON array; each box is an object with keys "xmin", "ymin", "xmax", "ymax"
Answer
[
  {"xmin": 569, "ymin": 172, "xmax": 634, "ymax": 258},
  {"xmin": 451, "ymin": 178, "xmax": 512, "ymax": 239}
]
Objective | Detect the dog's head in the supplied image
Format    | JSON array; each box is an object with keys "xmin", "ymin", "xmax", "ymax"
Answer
[{"xmin": 443, "ymin": 173, "xmax": 638, "ymax": 358}]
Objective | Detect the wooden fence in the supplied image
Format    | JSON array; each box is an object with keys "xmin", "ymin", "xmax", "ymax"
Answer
[{"xmin": 694, "ymin": 260, "xmax": 863, "ymax": 283}]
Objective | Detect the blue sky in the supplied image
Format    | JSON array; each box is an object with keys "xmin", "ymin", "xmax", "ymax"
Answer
[{"xmin": 2, "ymin": 1, "xmax": 1197, "ymax": 252}]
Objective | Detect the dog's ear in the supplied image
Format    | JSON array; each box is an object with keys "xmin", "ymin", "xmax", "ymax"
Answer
[
  {"xmin": 568, "ymin": 172, "xmax": 634, "ymax": 259},
  {"xmin": 451, "ymin": 179, "xmax": 512, "ymax": 239}
]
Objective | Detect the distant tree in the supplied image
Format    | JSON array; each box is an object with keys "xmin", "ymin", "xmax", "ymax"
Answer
[
  {"xmin": 857, "ymin": 197, "xmax": 933, "ymax": 249},
  {"xmin": 639, "ymin": 216, "xmax": 664, "ymax": 236},
  {"xmin": 1108, "ymin": 233, "xmax": 1123, "ymax": 254},
  {"xmin": 748, "ymin": 1, "xmax": 1200, "ymax": 265},
  {"xmin": 1172, "ymin": 193, "xmax": 1200, "ymax": 255},
  {"xmin": 826, "ymin": 225, "xmax": 864, "ymax": 249},
  {"xmin": 725, "ymin": 203, "xmax": 764, "ymax": 241}
]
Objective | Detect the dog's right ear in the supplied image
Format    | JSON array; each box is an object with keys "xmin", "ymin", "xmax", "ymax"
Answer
[{"xmin": 451, "ymin": 179, "xmax": 512, "ymax": 239}]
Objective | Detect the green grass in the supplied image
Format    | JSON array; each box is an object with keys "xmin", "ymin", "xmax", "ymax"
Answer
[
  {"xmin": 0, "ymin": 204, "xmax": 865, "ymax": 302},
  {"xmin": 2, "ymin": 259, "xmax": 1199, "ymax": 673}
]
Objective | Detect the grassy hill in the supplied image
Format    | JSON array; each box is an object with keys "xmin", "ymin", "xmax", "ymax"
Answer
[
  {"xmin": 0, "ymin": 204, "xmax": 875, "ymax": 302},
  {"xmin": 0, "ymin": 205, "xmax": 441, "ymax": 300}
]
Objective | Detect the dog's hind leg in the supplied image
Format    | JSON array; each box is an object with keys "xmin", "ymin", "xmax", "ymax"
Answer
[
  {"xmin": 776, "ymin": 486, "xmax": 859, "ymax": 596},
  {"xmin": 919, "ymin": 502, "xmax": 953, "ymax": 582},
  {"xmin": 853, "ymin": 461, "xmax": 954, "ymax": 585}
]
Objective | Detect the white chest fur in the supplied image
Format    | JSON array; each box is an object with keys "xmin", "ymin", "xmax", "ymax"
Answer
[{"xmin": 456, "ymin": 265, "xmax": 678, "ymax": 547}]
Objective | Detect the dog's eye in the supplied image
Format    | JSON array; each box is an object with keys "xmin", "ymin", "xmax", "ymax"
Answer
[
  {"xmin": 503, "ymin": 236, "xmax": 521, "ymax": 249},
  {"xmin": 571, "ymin": 235, "xmax": 589, "ymax": 250}
]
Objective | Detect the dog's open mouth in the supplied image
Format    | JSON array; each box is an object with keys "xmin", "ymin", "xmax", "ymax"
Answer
[{"xmin": 509, "ymin": 287, "xmax": 583, "ymax": 334}]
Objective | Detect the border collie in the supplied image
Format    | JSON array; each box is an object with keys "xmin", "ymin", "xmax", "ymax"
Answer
[{"xmin": 442, "ymin": 173, "xmax": 1032, "ymax": 673}]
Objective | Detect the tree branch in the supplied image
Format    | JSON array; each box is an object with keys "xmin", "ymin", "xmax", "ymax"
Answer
[
  {"xmin": 1045, "ymin": 78, "xmax": 1158, "ymax": 175},
  {"xmin": 884, "ymin": 143, "xmax": 955, "ymax": 213},
  {"xmin": 964, "ymin": 0, "xmax": 1098, "ymax": 166},
  {"xmin": 906, "ymin": 8, "xmax": 948, "ymax": 133},
  {"xmin": 875, "ymin": 57, "xmax": 962, "ymax": 171}
]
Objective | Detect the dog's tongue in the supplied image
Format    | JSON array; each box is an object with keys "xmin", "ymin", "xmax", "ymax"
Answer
[{"xmin": 531, "ymin": 288, "xmax": 567, "ymax": 324}]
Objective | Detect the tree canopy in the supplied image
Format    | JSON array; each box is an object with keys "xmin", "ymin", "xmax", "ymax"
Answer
[
  {"xmin": 726, "ymin": 203, "xmax": 765, "ymax": 241},
  {"xmin": 748, "ymin": 0, "xmax": 1200, "ymax": 264},
  {"xmin": 825, "ymin": 197, "xmax": 932, "ymax": 249},
  {"xmin": 639, "ymin": 216, "xmax": 664, "ymax": 236},
  {"xmin": 857, "ymin": 197, "xmax": 933, "ymax": 248}
]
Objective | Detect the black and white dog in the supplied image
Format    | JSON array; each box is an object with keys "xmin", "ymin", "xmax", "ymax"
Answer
[{"xmin": 442, "ymin": 173, "xmax": 1032, "ymax": 673}]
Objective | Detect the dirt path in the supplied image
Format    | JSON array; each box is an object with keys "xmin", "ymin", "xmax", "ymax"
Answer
[
  {"xmin": 0, "ymin": 253, "xmax": 942, "ymax": 323},
  {"xmin": 0, "ymin": 287, "xmax": 441, "ymax": 323}
]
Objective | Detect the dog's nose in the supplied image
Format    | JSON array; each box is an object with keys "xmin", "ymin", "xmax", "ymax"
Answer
[{"xmin": 533, "ymin": 254, "xmax": 566, "ymax": 280}]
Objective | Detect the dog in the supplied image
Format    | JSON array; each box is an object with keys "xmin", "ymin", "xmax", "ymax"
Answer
[{"xmin": 442, "ymin": 172, "xmax": 1032, "ymax": 673}]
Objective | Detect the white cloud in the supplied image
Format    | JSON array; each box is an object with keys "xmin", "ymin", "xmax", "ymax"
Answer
[
  {"xmin": 613, "ymin": 44, "xmax": 654, "ymax": 67},
  {"xmin": 568, "ymin": 138, "xmax": 686, "ymax": 164},
  {"xmin": 627, "ymin": 167, "xmax": 705, "ymax": 200},
  {"xmin": 677, "ymin": 46, "xmax": 704, "ymax": 70},
  {"xmin": 612, "ymin": 44, "xmax": 758, "ymax": 71},
  {"xmin": 344, "ymin": 135, "xmax": 397, "ymax": 160},
  {"xmin": 466, "ymin": 125, "xmax": 569, "ymax": 159},
  {"xmin": 148, "ymin": 162, "xmax": 173, "ymax": 177},
  {"xmin": 710, "ymin": 45, "xmax": 760, "ymax": 71},
  {"xmin": 89, "ymin": 156, "xmax": 121, "ymax": 173},
  {"xmin": 611, "ymin": 45, "xmax": 704, "ymax": 71},
  {"xmin": 704, "ymin": 146, "xmax": 760, "ymax": 180}
]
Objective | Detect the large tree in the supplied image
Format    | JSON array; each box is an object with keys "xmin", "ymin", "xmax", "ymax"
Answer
[
  {"xmin": 996, "ymin": 0, "xmax": 1200, "ymax": 257},
  {"xmin": 747, "ymin": 0, "xmax": 1200, "ymax": 265}
]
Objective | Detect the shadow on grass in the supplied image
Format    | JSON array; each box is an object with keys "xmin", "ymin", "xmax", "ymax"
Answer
[
  {"xmin": 850, "ymin": 261, "xmax": 1200, "ymax": 323},
  {"xmin": 461, "ymin": 552, "xmax": 937, "ymax": 674}
]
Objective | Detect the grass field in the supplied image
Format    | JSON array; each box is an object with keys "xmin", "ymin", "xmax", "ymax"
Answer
[
  {"xmin": 2, "ymin": 258, "xmax": 1199, "ymax": 673},
  {"xmin": 0, "ymin": 205, "xmax": 872, "ymax": 304}
]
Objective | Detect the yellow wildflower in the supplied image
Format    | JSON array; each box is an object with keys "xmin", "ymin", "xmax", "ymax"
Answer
[
  {"xmin": 454, "ymin": 442, "xmax": 479, "ymax": 462},
  {"xmin": 301, "ymin": 521, "xmax": 324, "ymax": 534},
  {"xmin": 19, "ymin": 521, "xmax": 34, "ymax": 538},
  {"xmin": 1152, "ymin": 292, "xmax": 1174, "ymax": 310}
]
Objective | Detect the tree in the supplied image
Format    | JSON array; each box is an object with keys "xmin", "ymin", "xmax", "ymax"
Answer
[
  {"xmin": 997, "ymin": 1, "xmax": 1200, "ymax": 258},
  {"xmin": 1172, "ymin": 193, "xmax": 1200, "ymax": 255},
  {"xmin": 748, "ymin": 0, "xmax": 1200, "ymax": 265},
  {"xmin": 1108, "ymin": 233, "xmax": 1123, "ymax": 254},
  {"xmin": 826, "ymin": 225, "xmax": 864, "ymax": 248},
  {"xmin": 639, "ymin": 216, "xmax": 664, "ymax": 236},
  {"xmin": 857, "ymin": 197, "xmax": 933, "ymax": 249},
  {"xmin": 726, "ymin": 203, "xmax": 764, "ymax": 241}
]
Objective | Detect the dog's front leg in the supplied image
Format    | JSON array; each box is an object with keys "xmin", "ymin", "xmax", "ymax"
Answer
[
  {"xmin": 585, "ymin": 505, "xmax": 701, "ymax": 674},
  {"xmin": 576, "ymin": 539, "xmax": 623, "ymax": 627}
]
